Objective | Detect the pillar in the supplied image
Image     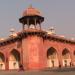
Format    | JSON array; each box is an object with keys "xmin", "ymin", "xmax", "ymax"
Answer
[
  {"xmin": 27, "ymin": 18, "xmax": 30, "ymax": 28},
  {"xmin": 58, "ymin": 52, "xmax": 63, "ymax": 67},
  {"xmin": 70, "ymin": 52, "xmax": 74, "ymax": 66},
  {"xmin": 39, "ymin": 20, "xmax": 41, "ymax": 30},
  {"xmin": 20, "ymin": 40, "xmax": 23, "ymax": 67},
  {"xmin": 34, "ymin": 18, "xmax": 36, "ymax": 28},
  {"xmin": 22, "ymin": 24, "xmax": 24, "ymax": 31}
]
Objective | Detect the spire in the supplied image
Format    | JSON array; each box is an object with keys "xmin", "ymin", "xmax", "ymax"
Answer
[{"xmin": 29, "ymin": 4, "xmax": 32, "ymax": 8}]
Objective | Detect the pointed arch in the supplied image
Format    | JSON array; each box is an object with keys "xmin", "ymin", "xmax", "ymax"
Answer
[
  {"xmin": 47, "ymin": 47, "xmax": 59, "ymax": 68},
  {"xmin": 62, "ymin": 48, "xmax": 70, "ymax": 55},
  {"xmin": 10, "ymin": 49, "xmax": 20, "ymax": 61},
  {"xmin": 47, "ymin": 47, "xmax": 57, "ymax": 58},
  {"xmin": 0, "ymin": 52, "xmax": 5, "ymax": 70},
  {"xmin": 9, "ymin": 49, "xmax": 20, "ymax": 69},
  {"xmin": 62, "ymin": 48, "xmax": 71, "ymax": 67}
]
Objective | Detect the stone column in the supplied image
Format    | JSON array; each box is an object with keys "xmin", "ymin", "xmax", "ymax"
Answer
[
  {"xmin": 58, "ymin": 52, "xmax": 63, "ymax": 68},
  {"xmin": 70, "ymin": 52, "xmax": 74, "ymax": 66},
  {"xmin": 39, "ymin": 20, "xmax": 41, "ymax": 30},
  {"xmin": 27, "ymin": 18, "xmax": 29, "ymax": 28},
  {"xmin": 34, "ymin": 18, "xmax": 36, "ymax": 28}
]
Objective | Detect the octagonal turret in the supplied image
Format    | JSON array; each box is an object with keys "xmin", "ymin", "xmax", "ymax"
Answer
[{"xmin": 19, "ymin": 5, "xmax": 44, "ymax": 30}]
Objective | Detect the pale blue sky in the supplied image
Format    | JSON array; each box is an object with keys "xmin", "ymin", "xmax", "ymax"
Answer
[{"xmin": 0, "ymin": 0, "xmax": 75, "ymax": 38}]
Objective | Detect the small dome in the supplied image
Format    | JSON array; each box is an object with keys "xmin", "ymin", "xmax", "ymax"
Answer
[
  {"xmin": 9, "ymin": 33, "xmax": 17, "ymax": 38},
  {"xmin": 0, "ymin": 38, "xmax": 5, "ymax": 41},
  {"xmin": 23, "ymin": 5, "xmax": 41, "ymax": 16}
]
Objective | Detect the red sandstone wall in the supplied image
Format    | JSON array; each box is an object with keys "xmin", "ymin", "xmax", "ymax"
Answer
[
  {"xmin": 22, "ymin": 35, "xmax": 45, "ymax": 70},
  {"xmin": 0, "ymin": 42, "xmax": 22, "ymax": 70},
  {"xmin": 22, "ymin": 35, "xmax": 75, "ymax": 70},
  {"xmin": 0, "ymin": 35, "xmax": 75, "ymax": 70},
  {"xmin": 44, "ymin": 39, "xmax": 75, "ymax": 67}
]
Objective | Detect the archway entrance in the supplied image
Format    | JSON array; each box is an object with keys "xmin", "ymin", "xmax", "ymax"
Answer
[
  {"xmin": 47, "ymin": 47, "xmax": 59, "ymax": 68},
  {"xmin": 62, "ymin": 48, "xmax": 71, "ymax": 67},
  {"xmin": 9, "ymin": 49, "xmax": 20, "ymax": 69},
  {"xmin": 0, "ymin": 53, "xmax": 5, "ymax": 70}
]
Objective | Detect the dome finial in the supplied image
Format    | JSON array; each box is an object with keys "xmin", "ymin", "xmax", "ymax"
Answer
[{"xmin": 29, "ymin": 4, "xmax": 32, "ymax": 8}]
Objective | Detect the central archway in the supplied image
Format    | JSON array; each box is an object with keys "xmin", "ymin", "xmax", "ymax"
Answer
[
  {"xmin": 47, "ymin": 47, "xmax": 59, "ymax": 68},
  {"xmin": 9, "ymin": 49, "xmax": 20, "ymax": 69},
  {"xmin": 62, "ymin": 48, "xmax": 71, "ymax": 67}
]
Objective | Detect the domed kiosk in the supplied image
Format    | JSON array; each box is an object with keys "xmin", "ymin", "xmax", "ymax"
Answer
[{"xmin": 19, "ymin": 5, "xmax": 44, "ymax": 30}]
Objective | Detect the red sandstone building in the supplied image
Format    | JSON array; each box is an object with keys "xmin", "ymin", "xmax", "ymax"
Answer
[{"xmin": 0, "ymin": 6, "xmax": 75, "ymax": 70}]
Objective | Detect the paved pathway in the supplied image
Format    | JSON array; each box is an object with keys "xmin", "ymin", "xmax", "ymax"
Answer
[{"xmin": 0, "ymin": 67, "xmax": 75, "ymax": 75}]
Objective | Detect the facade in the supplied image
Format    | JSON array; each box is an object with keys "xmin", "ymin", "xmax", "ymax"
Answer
[{"xmin": 0, "ymin": 6, "xmax": 75, "ymax": 70}]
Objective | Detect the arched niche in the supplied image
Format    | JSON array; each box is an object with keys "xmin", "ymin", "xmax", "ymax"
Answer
[
  {"xmin": 47, "ymin": 47, "xmax": 59, "ymax": 68},
  {"xmin": 62, "ymin": 48, "xmax": 71, "ymax": 67},
  {"xmin": 0, "ymin": 52, "xmax": 5, "ymax": 70},
  {"xmin": 9, "ymin": 49, "xmax": 20, "ymax": 69}
]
